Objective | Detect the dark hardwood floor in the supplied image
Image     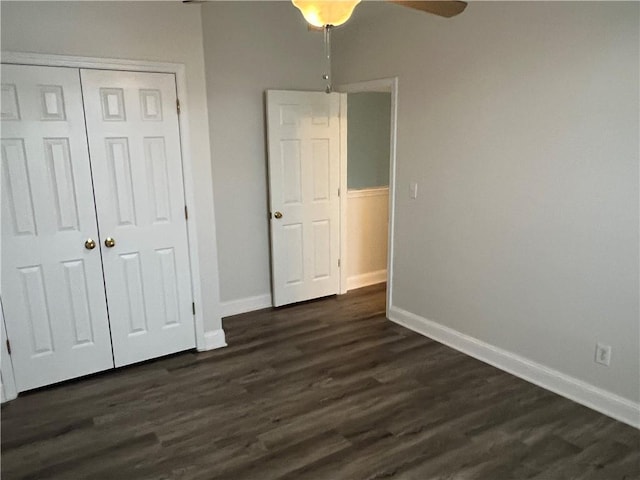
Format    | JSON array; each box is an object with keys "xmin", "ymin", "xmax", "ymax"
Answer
[{"xmin": 2, "ymin": 284, "xmax": 639, "ymax": 479}]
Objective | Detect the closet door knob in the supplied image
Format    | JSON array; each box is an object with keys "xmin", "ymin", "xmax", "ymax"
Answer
[
  {"xmin": 84, "ymin": 239, "xmax": 96, "ymax": 250},
  {"xmin": 104, "ymin": 237, "xmax": 116, "ymax": 248},
  {"xmin": 274, "ymin": 211, "xmax": 283, "ymax": 219}
]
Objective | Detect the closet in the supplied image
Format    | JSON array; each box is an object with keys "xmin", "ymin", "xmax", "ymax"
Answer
[{"xmin": 1, "ymin": 64, "xmax": 195, "ymax": 392}]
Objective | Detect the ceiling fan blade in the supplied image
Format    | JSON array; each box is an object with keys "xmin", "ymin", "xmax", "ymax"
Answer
[{"xmin": 387, "ymin": 1, "xmax": 467, "ymax": 18}]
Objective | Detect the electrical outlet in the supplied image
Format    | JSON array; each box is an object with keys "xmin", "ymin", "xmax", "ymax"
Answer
[{"xmin": 594, "ymin": 343, "xmax": 612, "ymax": 367}]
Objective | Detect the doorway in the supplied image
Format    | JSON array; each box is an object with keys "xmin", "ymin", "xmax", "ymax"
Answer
[
  {"xmin": 264, "ymin": 80, "xmax": 398, "ymax": 313},
  {"xmin": 338, "ymin": 78, "xmax": 398, "ymax": 316}
]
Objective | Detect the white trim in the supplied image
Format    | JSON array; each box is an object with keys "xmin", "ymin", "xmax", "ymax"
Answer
[
  {"xmin": 220, "ymin": 294, "xmax": 273, "ymax": 318},
  {"xmin": 339, "ymin": 93, "xmax": 349, "ymax": 295},
  {"xmin": 1, "ymin": 51, "xmax": 223, "ymax": 354},
  {"xmin": 337, "ymin": 78, "xmax": 398, "ymax": 314},
  {"xmin": 347, "ymin": 269, "xmax": 387, "ymax": 291},
  {"xmin": 347, "ymin": 186, "xmax": 389, "ymax": 198},
  {"xmin": 339, "ymin": 78, "xmax": 393, "ymax": 93},
  {"xmin": 387, "ymin": 79, "xmax": 398, "ymax": 314},
  {"xmin": 2, "ymin": 51, "xmax": 190, "ymax": 74},
  {"xmin": 1, "ymin": 299, "xmax": 18, "ymax": 403},
  {"xmin": 388, "ymin": 305, "xmax": 640, "ymax": 429},
  {"xmin": 203, "ymin": 329, "xmax": 227, "ymax": 350}
]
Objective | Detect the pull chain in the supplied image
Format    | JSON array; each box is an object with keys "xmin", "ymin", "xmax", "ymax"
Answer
[{"xmin": 323, "ymin": 25, "xmax": 332, "ymax": 93}]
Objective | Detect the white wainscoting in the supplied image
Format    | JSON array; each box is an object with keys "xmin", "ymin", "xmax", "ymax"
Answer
[
  {"xmin": 347, "ymin": 187, "xmax": 389, "ymax": 291},
  {"xmin": 388, "ymin": 305, "xmax": 640, "ymax": 429},
  {"xmin": 347, "ymin": 269, "xmax": 388, "ymax": 291}
]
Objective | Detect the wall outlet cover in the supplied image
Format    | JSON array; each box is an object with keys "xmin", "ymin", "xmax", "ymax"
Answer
[{"xmin": 595, "ymin": 343, "xmax": 612, "ymax": 367}]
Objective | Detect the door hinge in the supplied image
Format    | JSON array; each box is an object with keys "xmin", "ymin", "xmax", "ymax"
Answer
[
  {"xmin": 177, "ymin": 99, "xmax": 181, "ymax": 115},
  {"xmin": 338, "ymin": 259, "xmax": 341, "ymax": 267},
  {"xmin": 338, "ymin": 188, "xmax": 341, "ymax": 197},
  {"xmin": 6, "ymin": 339, "xmax": 11, "ymax": 355},
  {"xmin": 185, "ymin": 205, "xmax": 189, "ymax": 220},
  {"xmin": 192, "ymin": 302, "xmax": 196, "ymax": 315}
]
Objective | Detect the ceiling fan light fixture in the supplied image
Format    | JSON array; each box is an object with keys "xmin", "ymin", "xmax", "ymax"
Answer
[{"xmin": 292, "ymin": 0, "xmax": 361, "ymax": 28}]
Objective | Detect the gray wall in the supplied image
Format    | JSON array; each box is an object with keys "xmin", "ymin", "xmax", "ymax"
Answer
[
  {"xmin": 348, "ymin": 92, "xmax": 391, "ymax": 189},
  {"xmin": 1, "ymin": 1, "xmax": 223, "ymax": 332},
  {"xmin": 201, "ymin": 2, "xmax": 326, "ymax": 303},
  {"xmin": 334, "ymin": 1, "xmax": 640, "ymax": 402}
]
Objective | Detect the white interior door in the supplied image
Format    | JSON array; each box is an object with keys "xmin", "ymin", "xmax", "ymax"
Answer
[
  {"xmin": 80, "ymin": 69, "xmax": 195, "ymax": 367},
  {"xmin": 1, "ymin": 64, "xmax": 114, "ymax": 391},
  {"xmin": 266, "ymin": 90, "xmax": 342, "ymax": 307}
]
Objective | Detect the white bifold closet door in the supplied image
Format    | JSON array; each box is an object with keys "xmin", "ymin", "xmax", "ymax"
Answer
[
  {"xmin": 1, "ymin": 65, "xmax": 196, "ymax": 391},
  {"xmin": 80, "ymin": 69, "xmax": 195, "ymax": 367},
  {"xmin": 1, "ymin": 65, "xmax": 113, "ymax": 391}
]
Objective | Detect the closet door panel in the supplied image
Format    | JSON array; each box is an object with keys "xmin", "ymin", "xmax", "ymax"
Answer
[
  {"xmin": 1, "ymin": 65, "xmax": 114, "ymax": 392},
  {"xmin": 80, "ymin": 69, "xmax": 195, "ymax": 367}
]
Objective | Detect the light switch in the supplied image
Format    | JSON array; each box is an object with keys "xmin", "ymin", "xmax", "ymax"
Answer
[{"xmin": 410, "ymin": 181, "xmax": 418, "ymax": 199}]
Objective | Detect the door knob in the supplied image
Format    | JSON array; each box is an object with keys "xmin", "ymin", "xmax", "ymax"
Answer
[
  {"xmin": 274, "ymin": 211, "xmax": 283, "ymax": 219},
  {"xmin": 104, "ymin": 237, "xmax": 116, "ymax": 248},
  {"xmin": 84, "ymin": 238, "xmax": 96, "ymax": 250}
]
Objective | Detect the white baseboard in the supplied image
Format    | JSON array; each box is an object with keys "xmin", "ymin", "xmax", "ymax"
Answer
[
  {"xmin": 347, "ymin": 269, "xmax": 387, "ymax": 291},
  {"xmin": 220, "ymin": 294, "xmax": 273, "ymax": 318},
  {"xmin": 388, "ymin": 305, "xmax": 640, "ymax": 429},
  {"xmin": 200, "ymin": 328, "xmax": 227, "ymax": 351}
]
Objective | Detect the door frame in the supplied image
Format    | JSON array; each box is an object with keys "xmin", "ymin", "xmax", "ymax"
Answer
[
  {"xmin": 0, "ymin": 52, "xmax": 213, "ymax": 359},
  {"xmin": 336, "ymin": 78, "xmax": 398, "ymax": 316}
]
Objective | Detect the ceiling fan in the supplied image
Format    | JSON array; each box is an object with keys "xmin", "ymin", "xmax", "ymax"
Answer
[
  {"xmin": 384, "ymin": 1, "xmax": 467, "ymax": 18},
  {"xmin": 183, "ymin": 1, "xmax": 468, "ymax": 24},
  {"xmin": 287, "ymin": 1, "xmax": 467, "ymax": 91},
  {"xmin": 293, "ymin": 1, "xmax": 467, "ymax": 27},
  {"xmin": 183, "ymin": 1, "xmax": 467, "ymax": 91}
]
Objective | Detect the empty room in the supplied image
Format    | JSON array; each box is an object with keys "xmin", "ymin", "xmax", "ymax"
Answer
[{"xmin": 1, "ymin": 1, "xmax": 638, "ymax": 479}]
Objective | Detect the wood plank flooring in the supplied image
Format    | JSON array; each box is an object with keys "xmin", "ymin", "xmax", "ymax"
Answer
[{"xmin": 2, "ymin": 284, "xmax": 639, "ymax": 479}]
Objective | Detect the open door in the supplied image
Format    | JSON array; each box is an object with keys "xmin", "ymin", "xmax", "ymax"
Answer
[{"xmin": 266, "ymin": 90, "xmax": 343, "ymax": 307}]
